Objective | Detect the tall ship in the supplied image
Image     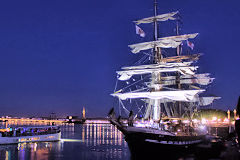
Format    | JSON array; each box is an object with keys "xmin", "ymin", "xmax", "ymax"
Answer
[{"xmin": 108, "ymin": 0, "xmax": 220, "ymax": 158}]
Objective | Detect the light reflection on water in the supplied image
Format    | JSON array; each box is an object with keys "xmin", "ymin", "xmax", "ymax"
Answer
[{"xmin": 0, "ymin": 122, "xmax": 130, "ymax": 160}]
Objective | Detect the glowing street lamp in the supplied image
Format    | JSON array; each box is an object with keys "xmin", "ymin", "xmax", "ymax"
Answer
[
  {"xmin": 212, "ymin": 117, "xmax": 217, "ymax": 121},
  {"xmin": 234, "ymin": 109, "xmax": 237, "ymax": 120},
  {"xmin": 227, "ymin": 110, "xmax": 230, "ymax": 120},
  {"xmin": 201, "ymin": 118, "xmax": 207, "ymax": 124}
]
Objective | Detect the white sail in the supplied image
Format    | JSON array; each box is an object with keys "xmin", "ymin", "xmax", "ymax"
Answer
[
  {"xmin": 117, "ymin": 66, "xmax": 198, "ymax": 80},
  {"xmin": 134, "ymin": 11, "xmax": 178, "ymax": 25},
  {"xmin": 199, "ymin": 97, "xmax": 221, "ymax": 106},
  {"xmin": 111, "ymin": 90, "xmax": 204, "ymax": 101},
  {"xmin": 129, "ymin": 33, "xmax": 198, "ymax": 53},
  {"xmin": 147, "ymin": 77, "xmax": 214, "ymax": 87},
  {"xmin": 143, "ymin": 98, "xmax": 173, "ymax": 104},
  {"xmin": 180, "ymin": 78, "xmax": 214, "ymax": 85},
  {"xmin": 160, "ymin": 54, "xmax": 202, "ymax": 63},
  {"xmin": 161, "ymin": 73, "xmax": 211, "ymax": 81},
  {"xmin": 160, "ymin": 53, "xmax": 202, "ymax": 62},
  {"xmin": 144, "ymin": 99, "xmax": 153, "ymax": 119},
  {"xmin": 122, "ymin": 62, "xmax": 193, "ymax": 70},
  {"xmin": 118, "ymin": 73, "xmax": 133, "ymax": 81},
  {"xmin": 158, "ymin": 33, "xmax": 198, "ymax": 42}
]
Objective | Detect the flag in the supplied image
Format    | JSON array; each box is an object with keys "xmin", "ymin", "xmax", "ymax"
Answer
[
  {"xmin": 186, "ymin": 40, "xmax": 194, "ymax": 50},
  {"xmin": 135, "ymin": 25, "xmax": 145, "ymax": 37}
]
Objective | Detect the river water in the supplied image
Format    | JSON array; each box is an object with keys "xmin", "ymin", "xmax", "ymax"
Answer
[
  {"xmin": 0, "ymin": 122, "xmax": 130, "ymax": 160},
  {"xmin": 1, "ymin": 122, "xmax": 240, "ymax": 160}
]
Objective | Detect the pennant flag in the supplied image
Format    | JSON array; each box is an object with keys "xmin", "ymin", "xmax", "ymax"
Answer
[
  {"xmin": 135, "ymin": 25, "xmax": 145, "ymax": 37},
  {"xmin": 186, "ymin": 40, "xmax": 194, "ymax": 50}
]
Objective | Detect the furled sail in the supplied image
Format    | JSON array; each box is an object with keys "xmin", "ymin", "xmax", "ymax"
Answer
[
  {"xmin": 161, "ymin": 73, "xmax": 211, "ymax": 81},
  {"xmin": 117, "ymin": 66, "xmax": 198, "ymax": 80},
  {"xmin": 111, "ymin": 90, "xmax": 205, "ymax": 101},
  {"xmin": 129, "ymin": 33, "xmax": 198, "ymax": 53},
  {"xmin": 118, "ymin": 73, "xmax": 133, "ymax": 81},
  {"xmin": 121, "ymin": 62, "xmax": 193, "ymax": 70},
  {"xmin": 134, "ymin": 11, "xmax": 178, "ymax": 25},
  {"xmin": 147, "ymin": 77, "xmax": 214, "ymax": 87},
  {"xmin": 198, "ymin": 97, "xmax": 221, "ymax": 106},
  {"xmin": 160, "ymin": 54, "xmax": 202, "ymax": 63},
  {"xmin": 148, "ymin": 73, "xmax": 214, "ymax": 86}
]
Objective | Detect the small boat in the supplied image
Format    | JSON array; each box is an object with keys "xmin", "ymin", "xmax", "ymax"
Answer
[{"xmin": 0, "ymin": 126, "xmax": 61, "ymax": 144}]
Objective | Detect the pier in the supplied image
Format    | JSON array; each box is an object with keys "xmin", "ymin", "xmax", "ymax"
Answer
[
  {"xmin": 0, "ymin": 117, "xmax": 111, "ymax": 124},
  {"xmin": 0, "ymin": 117, "xmax": 65, "ymax": 123}
]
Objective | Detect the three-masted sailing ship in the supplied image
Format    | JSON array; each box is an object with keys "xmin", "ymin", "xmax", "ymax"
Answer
[{"xmin": 108, "ymin": 0, "xmax": 219, "ymax": 158}]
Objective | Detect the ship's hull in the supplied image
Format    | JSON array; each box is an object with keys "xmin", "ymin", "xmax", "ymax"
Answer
[
  {"xmin": 125, "ymin": 131, "xmax": 205, "ymax": 159},
  {"xmin": 109, "ymin": 118, "xmax": 206, "ymax": 159},
  {"xmin": 0, "ymin": 132, "xmax": 61, "ymax": 144}
]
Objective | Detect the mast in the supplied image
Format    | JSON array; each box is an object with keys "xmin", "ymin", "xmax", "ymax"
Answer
[
  {"xmin": 154, "ymin": 0, "xmax": 158, "ymax": 41},
  {"xmin": 176, "ymin": 17, "xmax": 182, "ymax": 117},
  {"xmin": 176, "ymin": 20, "xmax": 180, "ymax": 56},
  {"xmin": 152, "ymin": 0, "xmax": 161, "ymax": 121},
  {"xmin": 153, "ymin": 0, "xmax": 161, "ymax": 63}
]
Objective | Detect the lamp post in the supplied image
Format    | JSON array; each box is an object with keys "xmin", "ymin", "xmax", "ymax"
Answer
[
  {"xmin": 227, "ymin": 109, "xmax": 232, "ymax": 133},
  {"xmin": 227, "ymin": 110, "xmax": 230, "ymax": 120},
  {"xmin": 82, "ymin": 107, "xmax": 86, "ymax": 120},
  {"xmin": 234, "ymin": 109, "xmax": 237, "ymax": 120}
]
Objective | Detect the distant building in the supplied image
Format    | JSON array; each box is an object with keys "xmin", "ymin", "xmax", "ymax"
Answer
[{"xmin": 82, "ymin": 107, "xmax": 86, "ymax": 119}]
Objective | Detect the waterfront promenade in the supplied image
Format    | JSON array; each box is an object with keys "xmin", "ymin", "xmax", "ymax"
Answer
[{"xmin": 0, "ymin": 117, "xmax": 111, "ymax": 124}]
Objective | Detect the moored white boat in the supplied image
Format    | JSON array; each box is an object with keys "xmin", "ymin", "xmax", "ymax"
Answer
[{"xmin": 0, "ymin": 126, "xmax": 61, "ymax": 144}]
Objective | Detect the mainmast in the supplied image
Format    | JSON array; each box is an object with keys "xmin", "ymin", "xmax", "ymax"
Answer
[
  {"xmin": 152, "ymin": 0, "xmax": 162, "ymax": 121},
  {"xmin": 153, "ymin": 0, "xmax": 161, "ymax": 63},
  {"xmin": 154, "ymin": 0, "xmax": 158, "ymax": 41},
  {"xmin": 176, "ymin": 17, "xmax": 182, "ymax": 117}
]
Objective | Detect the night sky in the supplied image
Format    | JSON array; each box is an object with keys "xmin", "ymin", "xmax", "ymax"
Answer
[{"xmin": 0, "ymin": 0, "xmax": 239, "ymax": 118}]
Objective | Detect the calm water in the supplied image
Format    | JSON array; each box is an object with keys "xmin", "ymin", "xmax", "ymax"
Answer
[
  {"xmin": 1, "ymin": 122, "xmax": 240, "ymax": 160},
  {"xmin": 0, "ymin": 122, "xmax": 130, "ymax": 160}
]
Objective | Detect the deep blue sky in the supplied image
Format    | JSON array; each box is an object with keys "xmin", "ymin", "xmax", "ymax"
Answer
[{"xmin": 0, "ymin": 0, "xmax": 239, "ymax": 118}]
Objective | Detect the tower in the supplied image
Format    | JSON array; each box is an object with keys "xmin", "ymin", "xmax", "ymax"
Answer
[{"xmin": 82, "ymin": 107, "xmax": 86, "ymax": 119}]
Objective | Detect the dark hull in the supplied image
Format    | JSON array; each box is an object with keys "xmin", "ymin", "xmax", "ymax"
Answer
[
  {"xmin": 109, "ymin": 118, "xmax": 207, "ymax": 159},
  {"xmin": 125, "ymin": 132, "xmax": 205, "ymax": 159}
]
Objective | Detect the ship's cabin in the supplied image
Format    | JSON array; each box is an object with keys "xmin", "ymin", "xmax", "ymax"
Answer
[{"xmin": 0, "ymin": 126, "xmax": 60, "ymax": 137}]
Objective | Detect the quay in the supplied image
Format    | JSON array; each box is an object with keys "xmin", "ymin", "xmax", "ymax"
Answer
[
  {"xmin": 0, "ymin": 117, "xmax": 110, "ymax": 124},
  {"xmin": 0, "ymin": 117, "xmax": 65, "ymax": 123}
]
